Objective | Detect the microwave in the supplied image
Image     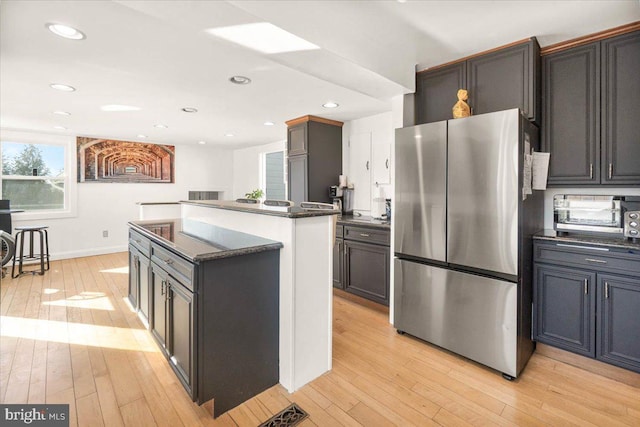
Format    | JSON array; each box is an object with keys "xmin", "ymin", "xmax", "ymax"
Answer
[{"xmin": 554, "ymin": 195, "xmax": 640, "ymax": 238}]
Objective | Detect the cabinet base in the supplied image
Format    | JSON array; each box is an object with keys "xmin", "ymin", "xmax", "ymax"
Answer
[{"xmin": 536, "ymin": 343, "xmax": 640, "ymax": 388}]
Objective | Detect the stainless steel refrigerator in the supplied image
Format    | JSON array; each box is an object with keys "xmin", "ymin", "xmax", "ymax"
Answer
[{"xmin": 394, "ymin": 108, "xmax": 543, "ymax": 378}]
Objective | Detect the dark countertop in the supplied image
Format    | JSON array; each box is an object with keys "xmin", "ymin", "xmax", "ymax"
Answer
[
  {"xmin": 129, "ymin": 218, "xmax": 283, "ymax": 262},
  {"xmin": 534, "ymin": 229, "xmax": 640, "ymax": 251},
  {"xmin": 136, "ymin": 201, "xmax": 180, "ymax": 205},
  {"xmin": 337, "ymin": 215, "xmax": 391, "ymax": 230},
  {"xmin": 181, "ymin": 200, "xmax": 339, "ymax": 219}
]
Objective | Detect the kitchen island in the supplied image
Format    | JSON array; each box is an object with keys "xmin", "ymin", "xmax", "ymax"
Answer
[
  {"xmin": 180, "ymin": 200, "xmax": 339, "ymax": 393},
  {"xmin": 128, "ymin": 218, "xmax": 282, "ymax": 417}
]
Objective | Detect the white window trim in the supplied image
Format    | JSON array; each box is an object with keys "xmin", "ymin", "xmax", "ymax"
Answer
[{"xmin": 0, "ymin": 129, "xmax": 77, "ymax": 220}]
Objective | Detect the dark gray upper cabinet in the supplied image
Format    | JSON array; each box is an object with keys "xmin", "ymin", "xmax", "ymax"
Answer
[
  {"xmin": 415, "ymin": 38, "xmax": 540, "ymax": 124},
  {"xmin": 542, "ymin": 29, "xmax": 640, "ymax": 186},
  {"xmin": 542, "ymin": 43, "xmax": 600, "ymax": 185},
  {"xmin": 287, "ymin": 125, "xmax": 307, "ymax": 156},
  {"xmin": 601, "ymin": 31, "xmax": 640, "ymax": 185},
  {"xmin": 467, "ymin": 39, "xmax": 540, "ymax": 122},
  {"xmin": 415, "ymin": 62, "xmax": 466, "ymax": 124},
  {"xmin": 286, "ymin": 117, "xmax": 342, "ymax": 204}
]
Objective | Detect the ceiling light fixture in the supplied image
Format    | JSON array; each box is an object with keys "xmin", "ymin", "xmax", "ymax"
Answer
[
  {"xmin": 322, "ymin": 102, "xmax": 339, "ymax": 108},
  {"xmin": 52, "ymin": 111, "xmax": 71, "ymax": 116},
  {"xmin": 198, "ymin": 141, "xmax": 206, "ymax": 145},
  {"xmin": 229, "ymin": 76, "xmax": 251, "ymax": 85},
  {"xmin": 182, "ymin": 107, "xmax": 198, "ymax": 113},
  {"xmin": 46, "ymin": 23, "xmax": 86, "ymax": 40},
  {"xmin": 264, "ymin": 121, "xmax": 275, "ymax": 126},
  {"xmin": 137, "ymin": 134, "xmax": 148, "ymax": 138},
  {"xmin": 154, "ymin": 124, "xmax": 168, "ymax": 129},
  {"xmin": 100, "ymin": 104, "xmax": 141, "ymax": 112},
  {"xmin": 53, "ymin": 125, "xmax": 67, "ymax": 130},
  {"xmin": 50, "ymin": 83, "xmax": 75, "ymax": 92},
  {"xmin": 207, "ymin": 22, "xmax": 319, "ymax": 54},
  {"xmin": 225, "ymin": 133, "xmax": 234, "ymax": 137}
]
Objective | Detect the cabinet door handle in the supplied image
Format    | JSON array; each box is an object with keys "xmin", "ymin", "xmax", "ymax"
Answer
[
  {"xmin": 161, "ymin": 280, "xmax": 165, "ymax": 295},
  {"xmin": 589, "ymin": 164, "xmax": 593, "ymax": 179},
  {"xmin": 366, "ymin": 161, "xmax": 370, "ymax": 171},
  {"xmin": 608, "ymin": 163, "xmax": 613, "ymax": 179},
  {"xmin": 584, "ymin": 279, "xmax": 588, "ymax": 295},
  {"xmin": 605, "ymin": 282, "xmax": 609, "ymax": 299},
  {"xmin": 359, "ymin": 233, "xmax": 370, "ymax": 237},
  {"xmin": 385, "ymin": 159, "xmax": 389, "ymax": 169},
  {"xmin": 585, "ymin": 258, "xmax": 607, "ymax": 264}
]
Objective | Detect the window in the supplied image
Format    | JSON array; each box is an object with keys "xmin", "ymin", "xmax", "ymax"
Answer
[
  {"xmin": 264, "ymin": 151, "xmax": 286, "ymax": 200},
  {"xmin": 1, "ymin": 132, "xmax": 73, "ymax": 217}
]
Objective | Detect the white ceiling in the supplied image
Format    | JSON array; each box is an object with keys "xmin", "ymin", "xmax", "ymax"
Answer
[{"xmin": 1, "ymin": 1, "xmax": 638, "ymax": 148}]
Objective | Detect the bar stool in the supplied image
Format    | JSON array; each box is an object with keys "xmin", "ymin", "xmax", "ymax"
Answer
[{"xmin": 12, "ymin": 225, "xmax": 50, "ymax": 278}]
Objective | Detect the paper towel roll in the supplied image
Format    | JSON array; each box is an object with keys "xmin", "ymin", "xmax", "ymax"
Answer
[{"xmin": 339, "ymin": 175, "xmax": 347, "ymax": 188}]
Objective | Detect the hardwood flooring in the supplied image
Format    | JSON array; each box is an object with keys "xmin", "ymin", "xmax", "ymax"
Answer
[{"xmin": 1, "ymin": 252, "xmax": 639, "ymax": 426}]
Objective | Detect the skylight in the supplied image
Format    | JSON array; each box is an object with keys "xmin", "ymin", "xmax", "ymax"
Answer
[{"xmin": 207, "ymin": 22, "xmax": 319, "ymax": 54}]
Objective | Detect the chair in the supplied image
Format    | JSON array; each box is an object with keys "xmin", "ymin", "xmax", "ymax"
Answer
[
  {"xmin": 12, "ymin": 225, "xmax": 50, "ymax": 278},
  {"xmin": 0, "ymin": 200, "xmax": 11, "ymax": 233}
]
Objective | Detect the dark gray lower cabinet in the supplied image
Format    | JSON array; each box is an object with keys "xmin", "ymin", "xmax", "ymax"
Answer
[
  {"xmin": 150, "ymin": 261, "xmax": 194, "ymax": 395},
  {"xmin": 339, "ymin": 224, "xmax": 390, "ymax": 306},
  {"xmin": 344, "ymin": 240, "xmax": 390, "ymax": 305},
  {"xmin": 333, "ymin": 238, "xmax": 344, "ymax": 289},
  {"xmin": 597, "ymin": 274, "xmax": 640, "ymax": 372},
  {"xmin": 534, "ymin": 239, "xmax": 640, "ymax": 373},
  {"xmin": 129, "ymin": 244, "xmax": 150, "ymax": 324},
  {"xmin": 534, "ymin": 264, "xmax": 595, "ymax": 357}
]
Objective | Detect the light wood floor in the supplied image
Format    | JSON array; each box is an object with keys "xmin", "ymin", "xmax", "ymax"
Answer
[{"xmin": 1, "ymin": 253, "xmax": 639, "ymax": 426}]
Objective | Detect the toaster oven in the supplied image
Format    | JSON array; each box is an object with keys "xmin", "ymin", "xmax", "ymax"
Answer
[{"xmin": 554, "ymin": 195, "xmax": 623, "ymax": 235}]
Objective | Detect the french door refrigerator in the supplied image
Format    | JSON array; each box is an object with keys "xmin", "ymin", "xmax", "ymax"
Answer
[{"xmin": 394, "ymin": 108, "xmax": 543, "ymax": 378}]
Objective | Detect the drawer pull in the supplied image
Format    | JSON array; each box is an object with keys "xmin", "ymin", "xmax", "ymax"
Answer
[
  {"xmin": 163, "ymin": 258, "xmax": 174, "ymax": 265},
  {"xmin": 584, "ymin": 279, "xmax": 588, "ymax": 295},
  {"xmin": 134, "ymin": 239, "xmax": 141, "ymax": 244},
  {"xmin": 589, "ymin": 163, "xmax": 593, "ymax": 179},
  {"xmin": 556, "ymin": 243, "xmax": 609, "ymax": 252},
  {"xmin": 359, "ymin": 233, "xmax": 370, "ymax": 237},
  {"xmin": 585, "ymin": 258, "xmax": 607, "ymax": 264},
  {"xmin": 609, "ymin": 163, "xmax": 613, "ymax": 180}
]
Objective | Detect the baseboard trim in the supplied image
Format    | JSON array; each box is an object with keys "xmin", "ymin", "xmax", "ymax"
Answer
[
  {"xmin": 333, "ymin": 288, "xmax": 389, "ymax": 314},
  {"xmin": 536, "ymin": 343, "xmax": 640, "ymax": 388},
  {"xmin": 50, "ymin": 245, "xmax": 128, "ymax": 261}
]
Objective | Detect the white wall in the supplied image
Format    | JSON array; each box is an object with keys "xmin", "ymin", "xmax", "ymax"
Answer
[
  {"xmin": 232, "ymin": 140, "xmax": 286, "ymax": 199},
  {"xmin": 4, "ymin": 130, "xmax": 234, "ymax": 260}
]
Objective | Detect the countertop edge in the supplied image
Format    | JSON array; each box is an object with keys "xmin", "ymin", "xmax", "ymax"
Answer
[
  {"xmin": 180, "ymin": 200, "xmax": 339, "ymax": 218},
  {"xmin": 128, "ymin": 220, "xmax": 283, "ymax": 263}
]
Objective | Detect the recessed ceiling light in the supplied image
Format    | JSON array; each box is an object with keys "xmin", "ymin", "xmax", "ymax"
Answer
[
  {"xmin": 137, "ymin": 134, "xmax": 147, "ymax": 138},
  {"xmin": 52, "ymin": 111, "xmax": 71, "ymax": 116},
  {"xmin": 229, "ymin": 75, "xmax": 251, "ymax": 85},
  {"xmin": 50, "ymin": 83, "xmax": 75, "ymax": 92},
  {"xmin": 198, "ymin": 141, "xmax": 206, "ymax": 145},
  {"xmin": 46, "ymin": 23, "xmax": 86, "ymax": 40},
  {"xmin": 182, "ymin": 107, "xmax": 198, "ymax": 113},
  {"xmin": 323, "ymin": 102, "xmax": 339, "ymax": 108},
  {"xmin": 207, "ymin": 22, "xmax": 319, "ymax": 54},
  {"xmin": 100, "ymin": 104, "xmax": 141, "ymax": 112},
  {"xmin": 53, "ymin": 125, "xmax": 67, "ymax": 130},
  {"xmin": 264, "ymin": 121, "xmax": 275, "ymax": 126},
  {"xmin": 225, "ymin": 133, "xmax": 234, "ymax": 137},
  {"xmin": 154, "ymin": 124, "xmax": 168, "ymax": 129}
]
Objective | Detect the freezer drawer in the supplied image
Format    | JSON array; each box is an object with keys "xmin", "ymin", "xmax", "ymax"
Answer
[{"xmin": 394, "ymin": 258, "xmax": 518, "ymax": 376}]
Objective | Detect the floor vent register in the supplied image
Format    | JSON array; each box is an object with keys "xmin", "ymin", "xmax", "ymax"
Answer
[{"xmin": 258, "ymin": 403, "xmax": 308, "ymax": 427}]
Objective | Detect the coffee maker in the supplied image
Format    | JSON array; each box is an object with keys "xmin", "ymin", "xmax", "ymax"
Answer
[{"xmin": 329, "ymin": 186, "xmax": 343, "ymax": 212}]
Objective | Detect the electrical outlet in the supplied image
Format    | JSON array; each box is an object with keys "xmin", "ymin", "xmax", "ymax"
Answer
[{"xmin": 102, "ymin": 230, "xmax": 108, "ymax": 238}]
